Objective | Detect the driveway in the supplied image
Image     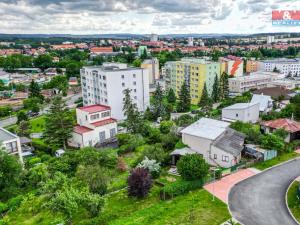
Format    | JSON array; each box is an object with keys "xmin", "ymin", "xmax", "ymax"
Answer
[
  {"xmin": 204, "ymin": 169, "xmax": 259, "ymax": 203},
  {"xmin": 229, "ymin": 157, "xmax": 300, "ymax": 225}
]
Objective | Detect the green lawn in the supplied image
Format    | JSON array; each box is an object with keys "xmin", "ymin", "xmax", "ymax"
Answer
[
  {"xmin": 101, "ymin": 187, "xmax": 230, "ymax": 225},
  {"xmin": 253, "ymin": 152, "xmax": 299, "ymax": 170},
  {"xmin": 29, "ymin": 116, "xmax": 46, "ymax": 133},
  {"xmin": 287, "ymin": 181, "xmax": 300, "ymax": 223},
  {"xmin": 3, "ymin": 186, "xmax": 230, "ymax": 225}
]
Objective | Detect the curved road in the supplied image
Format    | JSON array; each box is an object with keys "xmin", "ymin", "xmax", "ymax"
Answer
[{"xmin": 229, "ymin": 157, "xmax": 300, "ymax": 225}]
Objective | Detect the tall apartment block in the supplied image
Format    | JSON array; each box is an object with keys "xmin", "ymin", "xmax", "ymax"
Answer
[
  {"xmin": 219, "ymin": 55, "xmax": 244, "ymax": 77},
  {"xmin": 81, "ymin": 63, "xmax": 150, "ymax": 120},
  {"xmin": 164, "ymin": 58, "xmax": 225, "ymax": 105},
  {"xmin": 258, "ymin": 58, "xmax": 300, "ymax": 76},
  {"xmin": 141, "ymin": 58, "xmax": 160, "ymax": 85}
]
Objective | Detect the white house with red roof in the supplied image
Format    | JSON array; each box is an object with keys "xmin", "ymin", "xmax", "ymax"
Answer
[{"xmin": 68, "ymin": 104, "xmax": 117, "ymax": 148}]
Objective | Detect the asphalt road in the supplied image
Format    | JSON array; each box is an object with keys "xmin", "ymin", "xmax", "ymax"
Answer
[
  {"xmin": 0, "ymin": 93, "xmax": 81, "ymax": 128},
  {"xmin": 229, "ymin": 157, "xmax": 300, "ymax": 225}
]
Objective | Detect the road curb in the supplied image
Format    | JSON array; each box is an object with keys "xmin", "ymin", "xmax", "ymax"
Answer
[
  {"xmin": 228, "ymin": 156, "xmax": 300, "ymax": 225},
  {"xmin": 285, "ymin": 179, "xmax": 300, "ymax": 225}
]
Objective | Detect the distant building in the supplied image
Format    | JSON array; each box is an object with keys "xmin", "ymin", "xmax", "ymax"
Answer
[
  {"xmin": 267, "ymin": 36, "xmax": 275, "ymax": 44},
  {"xmin": 246, "ymin": 60, "xmax": 259, "ymax": 73},
  {"xmin": 219, "ymin": 55, "xmax": 243, "ymax": 77},
  {"xmin": 229, "ymin": 72, "xmax": 283, "ymax": 93},
  {"xmin": 68, "ymin": 77, "xmax": 78, "ymax": 86},
  {"xmin": 68, "ymin": 105, "xmax": 117, "ymax": 148},
  {"xmin": 90, "ymin": 47, "xmax": 115, "ymax": 56},
  {"xmin": 0, "ymin": 128, "xmax": 23, "ymax": 163},
  {"xmin": 258, "ymin": 58, "xmax": 300, "ymax": 76},
  {"xmin": 138, "ymin": 46, "xmax": 148, "ymax": 57},
  {"xmin": 141, "ymin": 58, "xmax": 160, "ymax": 84},
  {"xmin": 150, "ymin": 34, "xmax": 158, "ymax": 42},
  {"xmin": 222, "ymin": 102, "xmax": 260, "ymax": 123},
  {"xmin": 179, "ymin": 118, "xmax": 245, "ymax": 168},
  {"xmin": 80, "ymin": 63, "xmax": 150, "ymax": 120},
  {"xmin": 253, "ymin": 87, "xmax": 294, "ymax": 100},
  {"xmin": 188, "ymin": 37, "xmax": 194, "ymax": 47}
]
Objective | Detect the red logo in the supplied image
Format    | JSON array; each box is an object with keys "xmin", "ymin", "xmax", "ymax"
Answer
[{"xmin": 272, "ymin": 10, "xmax": 300, "ymax": 20}]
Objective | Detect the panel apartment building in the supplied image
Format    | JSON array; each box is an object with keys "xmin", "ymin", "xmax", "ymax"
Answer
[
  {"xmin": 258, "ymin": 58, "xmax": 300, "ymax": 76},
  {"xmin": 164, "ymin": 58, "xmax": 225, "ymax": 105},
  {"xmin": 81, "ymin": 63, "xmax": 150, "ymax": 120}
]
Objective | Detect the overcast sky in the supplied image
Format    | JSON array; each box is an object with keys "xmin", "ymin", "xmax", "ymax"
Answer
[{"xmin": 0, "ymin": 0, "xmax": 299, "ymax": 34}]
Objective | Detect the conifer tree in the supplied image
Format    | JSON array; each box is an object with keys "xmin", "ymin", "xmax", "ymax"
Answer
[
  {"xmin": 166, "ymin": 88, "xmax": 176, "ymax": 104},
  {"xmin": 29, "ymin": 79, "xmax": 43, "ymax": 101},
  {"xmin": 43, "ymin": 96, "xmax": 74, "ymax": 149},
  {"xmin": 212, "ymin": 74, "xmax": 220, "ymax": 103},
  {"xmin": 198, "ymin": 82, "xmax": 212, "ymax": 110},
  {"xmin": 176, "ymin": 82, "xmax": 191, "ymax": 112},
  {"xmin": 219, "ymin": 72, "xmax": 229, "ymax": 100},
  {"xmin": 152, "ymin": 83, "xmax": 165, "ymax": 120}
]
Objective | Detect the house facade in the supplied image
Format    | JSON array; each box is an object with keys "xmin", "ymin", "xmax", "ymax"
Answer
[
  {"xmin": 68, "ymin": 105, "xmax": 118, "ymax": 148},
  {"xmin": 250, "ymin": 94, "xmax": 273, "ymax": 113},
  {"xmin": 0, "ymin": 128, "xmax": 23, "ymax": 163},
  {"xmin": 180, "ymin": 118, "xmax": 245, "ymax": 168},
  {"xmin": 222, "ymin": 102, "xmax": 260, "ymax": 123}
]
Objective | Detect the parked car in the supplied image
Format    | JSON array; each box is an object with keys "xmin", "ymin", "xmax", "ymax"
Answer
[
  {"xmin": 55, "ymin": 149, "xmax": 65, "ymax": 157},
  {"xmin": 27, "ymin": 111, "xmax": 39, "ymax": 117}
]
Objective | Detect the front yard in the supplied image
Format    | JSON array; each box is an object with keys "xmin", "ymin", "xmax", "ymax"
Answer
[
  {"xmin": 253, "ymin": 152, "xmax": 299, "ymax": 170},
  {"xmin": 287, "ymin": 180, "xmax": 300, "ymax": 223}
]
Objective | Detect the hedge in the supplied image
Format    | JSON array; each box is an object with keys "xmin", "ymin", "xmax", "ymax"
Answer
[{"xmin": 160, "ymin": 179, "xmax": 203, "ymax": 200}]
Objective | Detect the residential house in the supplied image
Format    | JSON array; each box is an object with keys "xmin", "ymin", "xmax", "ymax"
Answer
[
  {"xmin": 222, "ymin": 102, "xmax": 260, "ymax": 123},
  {"xmin": 250, "ymin": 94, "xmax": 273, "ymax": 113},
  {"xmin": 68, "ymin": 105, "xmax": 118, "ymax": 148},
  {"xmin": 0, "ymin": 128, "xmax": 23, "ymax": 163},
  {"xmin": 179, "ymin": 118, "xmax": 245, "ymax": 168},
  {"xmin": 261, "ymin": 118, "xmax": 300, "ymax": 142}
]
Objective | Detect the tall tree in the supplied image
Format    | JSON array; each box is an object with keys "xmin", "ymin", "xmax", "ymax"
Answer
[
  {"xmin": 166, "ymin": 88, "xmax": 176, "ymax": 104},
  {"xmin": 152, "ymin": 83, "xmax": 165, "ymax": 120},
  {"xmin": 198, "ymin": 82, "xmax": 212, "ymax": 110},
  {"xmin": 29, "ymin": 79, "xmax": 43, "ymax": 101},
  {"xmin": 33, "ymin": 54, "xmax": 53, "ymax": 71},
  {"xmin": 43, "ymin": 96, "xmax": 74, "ymax": 149},
  {"xmin": 176, "ymin": 82, "xmax": 191, "ymax": 113},
  {"xmin": 123, "ymin": 89, "xmax": 144, "ymax": 133},
  {"xmin": 219, "ymin": 72, "xmax": 229, "ymax": 100},
  {"xmin": 212, "ymin": 74, "xmax": 220, "ymax": 103}
]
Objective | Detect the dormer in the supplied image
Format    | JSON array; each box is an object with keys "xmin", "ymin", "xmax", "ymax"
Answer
[{"xmin": 76, "ymin": 104, "xmax": 112, "ymax": 128}]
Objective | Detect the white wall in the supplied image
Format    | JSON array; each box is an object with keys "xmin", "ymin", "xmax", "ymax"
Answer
[
  {"xmin": 210, "ymin": 145, "xmax": 241, "ymax": 168},
  {"xmin": 222, "ymin": 104, "xmax": 259, "ymax": 123}
]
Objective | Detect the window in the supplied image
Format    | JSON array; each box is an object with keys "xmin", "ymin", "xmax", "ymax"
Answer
[
  {"xmin": 133, "ymin": 81, "xmax": 136, "ymax": 85},
  {"xmin": 121, "ymin": 75, "xmax": 125, "ymax": 79},
  {"xmin": 90, "ymin": 114, "xmax": 99, "ymax": 120},
  {"xmin": 6, "ymin": 141, "xmax": 17, "ymax": 153},
  {"xmin": 134, "ymin": 89, "xmax": 137, "ymax": 93},
  {"xmin": 122, "ymin": 82, "xmax": 125, "ymax": 87},
  {"xmin": 110, "ymin": 128, "xmax": 116, "ymax": 138},
  {"xmin": 103, "ymin": 76, "xmax": 106, "ymax": 80},
  {"xmin": 85, "ymin": 115, "xmax": 88, "ymax": 120},
  {"xmin": 101, "ymin": 111, "xmax": 110, "ymax": 118},
  {"xmin": 222, "ymin": 155, "xmax": 229, "ymax": 162},
  {"xmin": 133, "ymin": 74, "xmax": 136, "ymax": 78},
  {"xmin": 214, "ymin": 154, "xmax": 217, "ymax": 159},
  {"xmin": 236, "ymin": 113, "xmax": 239, "ymax": 117}
]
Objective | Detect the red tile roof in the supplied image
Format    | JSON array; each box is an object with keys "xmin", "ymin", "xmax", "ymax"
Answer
[
  {"xmin": 262, "ymin": 118, "xmax": 300, "ymax": 133},
  {"xmin": 91, "ymin": 118, "xmax": 117, "ymax": 127},
  {"xmin": 78, "ymin": 104, "xmax": 110, "ymax": 114},
  {"xmin": 90, "ymin": 47, "xmax": 113, "ymax": 53},
  {"xmin": 74, "ymin": 125, "xmax": 93, "ymax": 134}
]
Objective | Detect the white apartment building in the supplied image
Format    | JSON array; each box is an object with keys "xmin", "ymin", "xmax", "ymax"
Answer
[
  {"xmin": 68, "ymin": 105, "xmax": 118, "ymax": 148},
  {"xmin": 229, "ymin": 72, "xmax": 283, "ymax": 93},
  {"xmin": 222, "ymin": 102, "xmax": 260, "ymax": 123},
  {"xmin": 81, "ymin": 63, "xmax": 150, "ymax": 120},
  {"xmin": 141, "ymin": 58, "xmax": 160, "ymax": 85},
  {"xmin": 258, "ymin": 58, "xmax": 300, "ymax": 76}
]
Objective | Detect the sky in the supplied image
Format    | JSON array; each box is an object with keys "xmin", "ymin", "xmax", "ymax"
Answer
[{"xmin": 0, "ymin": 0, "xmax": 299, "ymax": 34}]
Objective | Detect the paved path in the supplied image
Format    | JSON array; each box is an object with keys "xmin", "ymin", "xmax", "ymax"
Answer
[
  {"xmin": 204, "ymin": 169, "xmax": 258, "ymax": 203},
  {"xmin": 229, "ymin": 157, "xmax": 300, "ymax": 225}
]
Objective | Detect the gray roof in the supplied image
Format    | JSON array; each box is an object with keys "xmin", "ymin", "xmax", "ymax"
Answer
[
  {"xmin": 251, "ymin": 94, "xmax": 273, "ymax": 111},
  {"xmin": 0, "ymin": 128, "xmax": 18, "ymax": 142},
  {"xmin": 170, "ymin": 147, "xmax": 196, "ymax": 156},
  {"xmin": 223, "ymin": 102, "xmax": 258, "ymax": 110},
  {"xmin": 213, "ymin": 128, "xmax": 245, "ymax": 156},
  {"xmin": 181, "ymin": 118, "xmax": 230, "ymax": 140}
]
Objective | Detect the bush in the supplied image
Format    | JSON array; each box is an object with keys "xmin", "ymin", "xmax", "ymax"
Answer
[
  {"xmin": 161, "ymin": 179, "xmax": 203, "ymax": 200},
  {"xmin": 40, "ymin": 154, "xmax": 51, "ymax": 162},
  {"xmin": 177, "ymin": 154, "xmax": 209, "ymax": 181},
  {"xmin": 127, "ymin": 168, "xmax": 152, "ymax": 198},
  {"xmin": 117, "ymin": 134, "xmax": 145, "ymax": 154},
  {"xmin": 117, "ymin": 157, "xmax": 128, "ymax": 172},
  {"xmin": 159, "ymin": 121, "xmax": 174, "ymax": 134},
  {"xmin": 27, "ymin": 157, "xmax": 41, "ymax": 167},
  {"xmin": 137, "ymin": 157, "xmax": 161, "ymax": 179},
  {"xmin": 138, "ymin": 143, "xmax": 170, "ymax": 165},
  {"xmin": 160, "ymin": 132, "xmax": 179, "ymax": 151}
]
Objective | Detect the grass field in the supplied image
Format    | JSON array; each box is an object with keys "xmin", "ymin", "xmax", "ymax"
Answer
[
  {"xmin": 253, "ymin": 152, "xmax": 299, "ymax": 170},
  {"xmin": 3, "ymin": 186, "xmax": 231, "ymax": 225},
  {"xmin": 287, "ymin": 181, "xmax": 300, "ymax": 223},
  {"xmin": 29, "ymin": 116, "xmax": 46, "ymax": 133}
]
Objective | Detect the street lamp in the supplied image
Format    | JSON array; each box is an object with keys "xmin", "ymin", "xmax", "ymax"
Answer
[{"xmin": 211, "ymin": 167, "xmax": 218, "ymax": 202}]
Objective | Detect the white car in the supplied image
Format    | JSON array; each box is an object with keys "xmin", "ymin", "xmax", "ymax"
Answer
[{"xmin": 55, "ymin": 149, "xmax": 65, "ymax": 157}]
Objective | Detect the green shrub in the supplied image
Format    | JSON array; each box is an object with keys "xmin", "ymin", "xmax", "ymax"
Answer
[
  {"xmin": 177, "ymin": 154, "xmax": 209, "ymax": 181},
  {"xmin": 40, "ymin": 154, "xmax": 51, "ymax": 162},
  {"xmin": 27, "ymin": 157, "xmax": 41, "ymax": 167},
  {"xmin": 161, "ymin": 179, "xmax": 203, "ymax": 199},
  {"xmin": 0, "ymin": 202, "xmax": 8, "ymax": 213},
  {"xmin": 159, "ymin": 121, "xmax": 174, "ymax": 134}
]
